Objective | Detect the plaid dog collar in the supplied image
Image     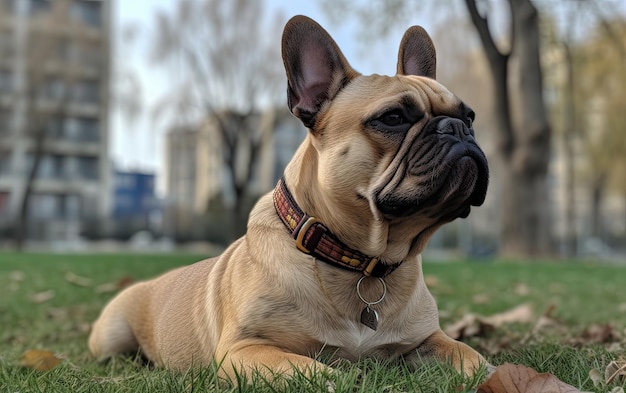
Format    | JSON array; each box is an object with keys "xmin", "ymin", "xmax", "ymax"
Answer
[{"xmin": 272, "ymin": 177, "xmax": 401, "ymax": 278}]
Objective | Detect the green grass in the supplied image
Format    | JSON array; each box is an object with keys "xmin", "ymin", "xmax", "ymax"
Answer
[
  {"xmin": 0, "ymin": 252, "xmax": 625, "ymax": 392},
  {"xmin": 423, "ymin": 260, "xmax": 626, "ymax": 327}
]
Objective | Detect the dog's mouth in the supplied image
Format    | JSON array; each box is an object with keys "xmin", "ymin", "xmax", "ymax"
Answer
[
  {"xmin": 427, "ymin": 144, "xmax": 489, "ymax": 220},
  {"xmin": 374, "ymin": 118, "xmax": 489, "ymax": 221}
]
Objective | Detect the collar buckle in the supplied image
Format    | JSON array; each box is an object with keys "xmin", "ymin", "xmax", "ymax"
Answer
[
  {"xmin": 363, "ymin": 257, "xmax": 380, "ymax": 277},
  {"xmin": 293, "ymin": 216, "xmax": 319, "ymax": 254}
]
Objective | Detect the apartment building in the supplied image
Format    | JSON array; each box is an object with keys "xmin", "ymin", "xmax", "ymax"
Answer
[
  {"xmin": 163, "ymin": 109, "xmax": 306, "ymax": 238},
  {"xmin": 0, "ymin": 0, "xmax": 111, "ymax": 241}
]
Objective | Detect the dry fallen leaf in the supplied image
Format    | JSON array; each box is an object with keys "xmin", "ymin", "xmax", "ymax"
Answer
[
  {"xmin": 9, "ymin": 271, "xmax": 25, "ymax": 292},
  {"xmin": 9, "ymin": 270, "xmax": 25, "ymax": 282},
  {"xmin": 589, "ymin": 368, "xmax": 603, "ymax": 388},
  {"xmin": 30, "ymin": 290, "xmax": 56, "ymax": 304},
  {"xmin": 95, "ymin": 276, "xmax": 134, "ymax": 294},
  {"xmin": 95, "ymin": 282, "xmax": 118, "ymax": 293},
  {"xmin": 445, "ymin": 304, "xmax": 533, "ymax": 340},
  {"xmin": 473, "ymin": 293, "xmax": 491, "ymax": 304},
  {"xmin": 46, "ymin": 307, "xmax": 69, "ymax": 320},
  {"xmin": 606, "ymin": 342, "xmax": 624, "ymax": 354},
  {"xmin": 515, "ymin": 283, "xmax": 530, "ymax": 296},
  {"xmin": 477, "ymin": 363, "xmax": 581, "ymax": 393},
  {"xmin": 530, "ymin": 314, "xmax": 560, "ymax": 336},
  {"xmin": 529, "ymin": 304, "xmax": 563, "ymax": 337},
  {"xmin": 117, "ymin": 276, "xmax": 134, "ymax": 288},
  {"xmin": 445, "ymin": 313, "xmax": 493, "ymax": 340},
  {"xmin": 606, "ymin": 358, "xmax": 626, "ymax": 384},
  {"xmin": 64, "ymin": 271, "xmax": 93, "ymax": 287},
  {"xmin": 18, "ymin": 349, "xmax": 62, "ymax": 371},
  {"xmin": 580, "ymin": 324, "xmax": 620, "ymax": 344},
  {"xmin": 482, "ymin": 304, "xmax": 533, "ymax": 327}
]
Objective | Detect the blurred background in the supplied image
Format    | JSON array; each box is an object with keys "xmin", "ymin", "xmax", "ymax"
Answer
[{"xmin": 0, "ymin": 0, "xmax": 624, "ymax": 260}]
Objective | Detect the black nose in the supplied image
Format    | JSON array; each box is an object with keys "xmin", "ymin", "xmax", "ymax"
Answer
[{"xmin": 436, "ymin": 118, "xmax": 474, "ymax": 141}]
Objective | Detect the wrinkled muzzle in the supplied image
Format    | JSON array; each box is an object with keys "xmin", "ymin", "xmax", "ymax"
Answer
[{"xmin": 375, "ymin": 117, "xmax": 489, "ymax": 221}]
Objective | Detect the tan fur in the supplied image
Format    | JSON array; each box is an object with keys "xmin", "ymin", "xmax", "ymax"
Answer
[{"xmin": 89, "ymin": 15, "xmax": 487, "ymax": 382}]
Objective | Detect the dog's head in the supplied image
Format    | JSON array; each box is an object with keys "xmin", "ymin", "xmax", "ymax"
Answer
[{"xmin": 281, "ymin": 16, "xmax": 489, "ymax": 261}]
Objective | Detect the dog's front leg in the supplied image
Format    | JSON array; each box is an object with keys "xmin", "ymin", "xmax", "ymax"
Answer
[
  {"xmin": 405, "ymin": 329, "xmax": 488, "ymax": 376},
  {"xmin": 220, "ymin": 344, "xmax": 331, "ymax": 381}
]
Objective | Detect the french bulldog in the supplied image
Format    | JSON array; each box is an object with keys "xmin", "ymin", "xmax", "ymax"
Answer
[{"xmin": 89, "ymin": 15, "xmax": 489, "ymax": 381}]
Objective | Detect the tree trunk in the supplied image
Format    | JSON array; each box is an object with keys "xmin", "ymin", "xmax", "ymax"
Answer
[
  {"xmin": 232, "ymin": 185, "xmax": 248, "ymax": 240},
  {"xmin": 500, "ymin": 165, "xmax": 551, "ymax": 256},
  {"xmin": 507, "ymin": 0, "xmax": 552, "ymax": 256},
  {"xmin": 215, "ymin": 111, "xmax": 263, "ymax": 241},
  {"xmin": 466, "ymin": 0, "xmax": 553, "ymax": 257},
  {"xmin": 15, "ymin": 125, "xmax": 45, "ymax": 250},
  {"xmin": 562, "ymin": 41, "xmax": 577, "ymax": 256},
  {"xmin": 590, "ymin": 175, "xmax": 606, "ymax": 239}
]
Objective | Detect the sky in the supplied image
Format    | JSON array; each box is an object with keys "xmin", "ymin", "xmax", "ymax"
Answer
[{"xmin": 110, "ymin": 0, "xmax": 442, "ymax": 184}]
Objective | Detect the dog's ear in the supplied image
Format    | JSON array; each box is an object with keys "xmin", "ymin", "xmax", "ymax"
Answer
[
  {"xmin": 396, "ymin": 26, "xmax": 437, "ymax": 79},
  {"xmin": 282, "ymin": 15, "xmax": 358, "ymax": 129}
]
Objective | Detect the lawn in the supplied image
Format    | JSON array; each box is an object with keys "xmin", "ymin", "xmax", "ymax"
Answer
[{"xmin": 0, "ymin": 252, "xmax": 624, "ymax": 392}]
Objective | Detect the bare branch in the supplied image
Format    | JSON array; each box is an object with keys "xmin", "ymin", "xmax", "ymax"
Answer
[
  {"xmin": 583, "ymin": 0, "xmax": 626, "ymax": 59},
  {"xmin": 464, "ymin": 0, "xmax": 511, "ymax": 61}
]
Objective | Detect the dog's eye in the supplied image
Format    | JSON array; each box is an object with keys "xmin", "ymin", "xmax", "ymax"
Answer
[
  {"xmin": 369, "ymin": 110, "xmax": 411, "ymax": 134},
  {"xmin": 381, "ymin": 112, "xmax": 405, "ymax": 127}
]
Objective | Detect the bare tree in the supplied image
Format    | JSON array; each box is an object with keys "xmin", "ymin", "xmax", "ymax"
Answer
[
  {"xmin": 113, "ymin": 25, "xmax": 143, "ymax": 131},
  {"xmin": 554, "ymin": 7, "xmax": 581, "ymax": 257},
  {"xmin": 574, "ymin": 17, "xmax": 626, "ymax": 240},
  {"xmin": 468, "ymin": 0, "xmax": 553, "ymax": 257},
  {"xmin": 321, "ymin": 0, "xmax": 553, "ymax": 257},
  {"xmin": 4, "ymin": 1, "xmax": 103, "ymax": 249},
  {"xmin": 543, "ymin": 3, "xmax": 626, "ymax": 250},
  {"xmin": 151, "ymin": 0, "xmax": 284, "ymax": 239}
]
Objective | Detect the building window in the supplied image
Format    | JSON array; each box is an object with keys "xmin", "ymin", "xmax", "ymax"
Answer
[
  {"xmin": 45, "ymin": 116, "xmax": 64, "ymax": 139},
  {"xmin": 77, "ymin": 45, "xmax": 102, "ymax": 69},
  {"xmin": 42, "ymin": 77, "xmax": 65, "ymax": 100},
  {"xmin": 0, "ymin": 191, "xmax": 9, "ymax": 215},
  {"xmin": 0, "ymin": 69, "xmax": 13, "ymax": 92},
  {"xmin": 36, "ymin": 154, "xmax": 63, "ymax": 179},
  {"xmin": 64, "ymin": 193, "xmax": 81, "ymax": 219},
  {"xmin": 0, "ymin": 152, "xmax": 10, "ymax": 175},
  {"xmin": 115, "ymin": 173, "xmax": 136, "ymax": 189},
  {"xmin": 145, "ymin": 176, "xmax": 154, "ymax": 191},
  {"xmin": 44, "ymin": 116, "xmax": 99, "ymax": 142},
  {"xmin": 26, "ymin": 153, "xmax": 63, "ymax": 179},
  {"xmin": 59, "ymin": 42, "xmax": 102, "ymax": 70},
  {"xmin": 70, "ymin": 1, "xmax": 101, "ymax": 28},
  {"xmin": 25, "ymin": 153, "xmax": 68, "ymax": 179},
  {"xmin": 54, "ymin": 39, "xmax": 71, "ymax": 62},
  {"xmin": 0, "ymin": 110, "xmax": 12, "ymax": 135},
  {"xmin": 77, "ymin": 155, "xmax": 98, "ymax": 180},
  {"xmin": 115, "ymin": 194, "xmax": 133, "ymax": 209},
  {"xmin": 63, "ymin": 155, "xmax": 79, "ymax": 178},
  {"xmin": 29, "ymin": 193, "xmax": 59, "ymax": 219},
  {"xmin": 28, "ymin": 0, "xmax": 51, "ymax": 15},
  {"xmin": 65, "ymin": 116, "xmax": 99, "ymax": 141},
  {"xmin": 0, "ymin": 35, "xmax": 14, "ymax": 58},
  {"xmin": 29, "ymin": 192, "xmax": 81, "ymax": 219},
  {"xmin": 72, "ymin": 80, "xmax": 99, "ymax": 104}
]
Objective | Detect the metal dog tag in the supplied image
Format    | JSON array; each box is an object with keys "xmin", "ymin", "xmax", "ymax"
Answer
[{"xmin": 360, "ymin": 306, "xmax": 379, "ymax": 331}]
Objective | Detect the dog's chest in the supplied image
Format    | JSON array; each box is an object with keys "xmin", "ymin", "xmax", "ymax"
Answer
[{"xmin": 319, "ymin": 319, "xmax": 406, "ymax": 359}]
